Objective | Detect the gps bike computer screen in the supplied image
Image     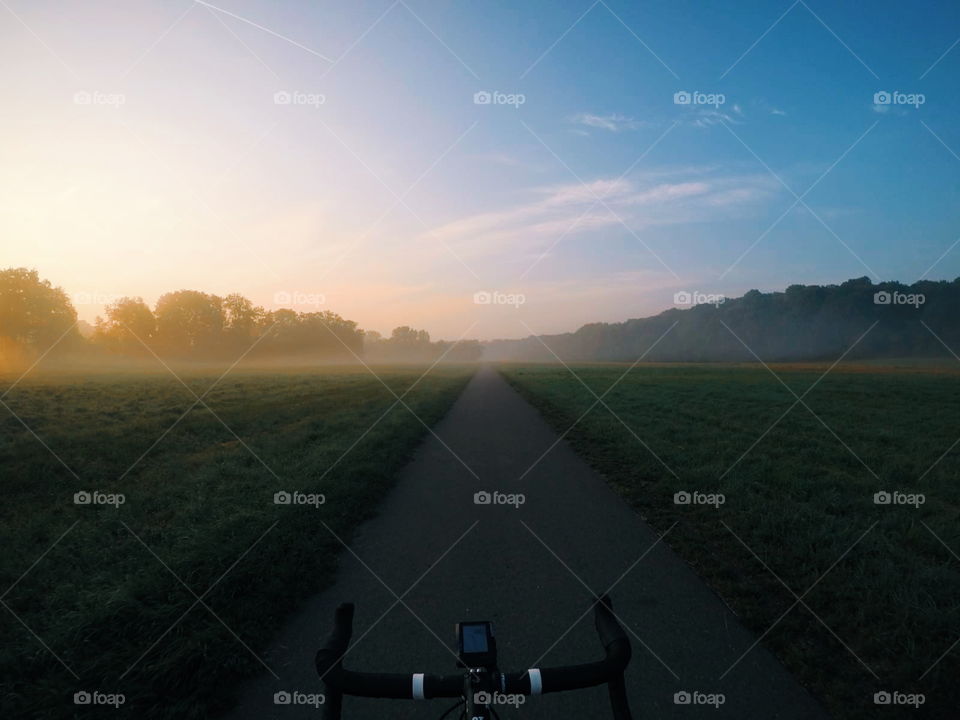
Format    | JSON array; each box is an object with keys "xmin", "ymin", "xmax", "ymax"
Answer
[
  {"xmin": 457, "ymin": 621, "xmax": 496, "ymax": 667},
  {"xmin": 461, "ymin": 623, "xmax": 489, "ymax": 653}
]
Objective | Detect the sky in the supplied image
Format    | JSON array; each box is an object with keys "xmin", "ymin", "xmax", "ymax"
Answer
[{"xmin": 2, "ymin": 0, "xmax": 959, "ymax": 340}]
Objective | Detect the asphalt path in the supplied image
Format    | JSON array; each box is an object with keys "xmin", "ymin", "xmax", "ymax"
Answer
[{"xmin": 225, "ymin": 366, "xmax": 829, "ymax": 719}]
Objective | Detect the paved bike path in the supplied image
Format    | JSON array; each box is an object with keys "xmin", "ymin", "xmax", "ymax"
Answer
[{"xmin": 226, "ymin": 366, "xmax": 828, "ymax": 719}]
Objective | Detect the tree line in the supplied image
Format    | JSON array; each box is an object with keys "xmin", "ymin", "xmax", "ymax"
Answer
[
  {"xmin": 0, "ymin": 268, "xmax": 480, "ymax": 367},
  {"xmin": 485, "ymin": 276, "xmax": 960, "ymax": 363}
]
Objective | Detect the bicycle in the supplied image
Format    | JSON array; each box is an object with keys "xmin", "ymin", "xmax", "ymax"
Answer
[{"xmin": 315, "ymin": 593, "xmax": 633, "ymax": 719}]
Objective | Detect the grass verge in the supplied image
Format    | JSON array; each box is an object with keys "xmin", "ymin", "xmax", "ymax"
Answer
[
  {"xmin": 500, "ymin": 362, "xmax": 959, "ymax": 719},
  {"xmin": 0, "ymin": 365, "xmax": 474, "ymax": 719}
]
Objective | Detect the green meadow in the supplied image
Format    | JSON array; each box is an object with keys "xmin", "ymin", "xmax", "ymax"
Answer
[
  {"xmin": 0, "ymin": 366, "xmax": 473, "ymax": 719},
  {"xmin": 501, "ymin": 362, "xmax": 960, "ymax": 719}
]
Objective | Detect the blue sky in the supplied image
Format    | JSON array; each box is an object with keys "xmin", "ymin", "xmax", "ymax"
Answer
[{"xmin": 3, "ymin": 0, "xmax": 959, "ymax": 338}]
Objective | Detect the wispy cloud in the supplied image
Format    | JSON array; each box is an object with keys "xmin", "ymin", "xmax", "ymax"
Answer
[
  {"xmin": 690, "ymin": 108, "xmax": 742, "ymax": 128},
  {"xmin": 425, "ymin": 170, "xmax": 781, "ymax": 261},
  {"xmin": 569, "ymin": 113, "xmax": 642, "ymax": 132}
]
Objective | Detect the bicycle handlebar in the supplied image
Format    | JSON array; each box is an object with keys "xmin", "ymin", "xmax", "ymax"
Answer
[{"xmin": 315, "ymin": 594, "xmax": 632, "ymax": 719}]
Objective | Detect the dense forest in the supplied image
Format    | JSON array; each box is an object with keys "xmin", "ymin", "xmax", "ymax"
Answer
[
  {"xmin": 3, "ymin": 269, "xmax": 957, "ymax": 369},
  {"xmin": 0, "ymin": 268, "xmax": 480, "ymax": 368},
  {"xmin": 485, "ymin": 277, "xmax": 960, "ymax": 362}
]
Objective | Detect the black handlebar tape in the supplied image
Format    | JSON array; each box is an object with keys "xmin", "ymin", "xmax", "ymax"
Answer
[
  {"xmin": 594, "ymin": 596, "xmax": 628, "ymax": 651},
  {"xmin": 315, "ymin": 603, "xmax": 355, "ymax": 720},
  {"xmin": 505, "ymin": 664, "xmax": 610, "ymax": 693},
  {"xmin": 333, "ymin": 671, "xmax": 462, "ymax": 698},
  {"xmin": 594, "ymin": 595, "xmax": 633, "ymax": 720}
]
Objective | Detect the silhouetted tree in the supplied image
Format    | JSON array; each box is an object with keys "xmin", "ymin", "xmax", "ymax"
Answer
[
  {"xmin": 154, "ymin": 290, "xmax": 224, "ymax": 356},
  {"xmin": 222, "ymin": 293, "xmax": 261, "ymax": 345},
  {"xmin": 0, "ymin": 268, "xmax": 78, "ymax": 365},
  {"xmin": 94, "ymin": 297, "xmax": 155, "ymax": 354}
]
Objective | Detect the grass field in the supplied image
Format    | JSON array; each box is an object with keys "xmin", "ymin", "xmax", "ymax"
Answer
[
  {"xmin": 500, "ymin": 363, "xmax": 960, "ymax": 719},
  {"xmin": 0, "ymin": 365, "xmax": 473, "ymax": 720}
]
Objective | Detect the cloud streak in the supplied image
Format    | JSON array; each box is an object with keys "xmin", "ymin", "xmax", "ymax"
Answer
[
  {"xmin": 425, "ymin": 170, "xmax": 781, "ymax": 262},
  {"xmin": 569, "ymin": 113, "xmax": 643, "ymax": 132}
]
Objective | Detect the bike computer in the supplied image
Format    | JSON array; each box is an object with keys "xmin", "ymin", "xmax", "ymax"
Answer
[{"xmin": 456, "ymin": 621, "xmax": 496, "ymax": 668}]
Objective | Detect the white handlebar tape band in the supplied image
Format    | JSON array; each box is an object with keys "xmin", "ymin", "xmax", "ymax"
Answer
[
  {"xmin": 412, "ymin": 673, "xmax": 425, "ymax": 700},
  {"xmin": 528, "ymin": 668, "xmax": 543, "ymax": 696}
]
